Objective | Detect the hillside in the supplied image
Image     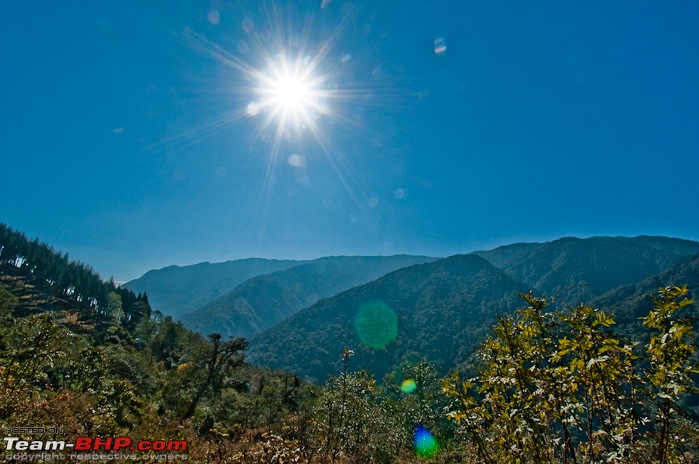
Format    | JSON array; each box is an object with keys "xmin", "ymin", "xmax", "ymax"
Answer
[
  {"xmin": 180, "ymin": 255, "xmax": 436, "ymax": 339},
  {"xmin": 590, "ymin": 251, "xmax": 699, "ymax": 339},
  {"xmin": 246, "ymin": 236, "xmax": 699, "ymax": 383},
  {"xmin": 481, "ymin": 236, "xmax": 699, "ymax": 304},
  {"xmin": 129, "ymin": 236, "xmax": 699, "ymax": 326},
  {"xmin": 247, "ymin": 254, "xmax": 529, "ymax": 382},
  {"xmin": 473, "ymin": 241, "xmax": 544, "ymax": 268},
  {"xmin": 124, "ymin": 258, "xmax": 304, "ymax": 318},
  {"xmin": 0, "ymin": 223, "xmax": 151, "ymax": 329},
  {"xmin": 2, "ymin": 224, "xmax": 698, "ymax": 462},
  {"xmin": 1, "ymin": 224, "xmax": 365, "ymax": 462}
]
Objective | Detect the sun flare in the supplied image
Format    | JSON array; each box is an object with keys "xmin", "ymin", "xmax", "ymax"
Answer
[
  {"xmin": 172, "ymin": 9, "xmax": 370, "ymax": 217},
  {"xmin": 271, "ymin": 75, "xmax": 310, "ymax": 110},
  {"xmin": 254, "ymin": 56, "xmax": 327, "ymax": 131}
]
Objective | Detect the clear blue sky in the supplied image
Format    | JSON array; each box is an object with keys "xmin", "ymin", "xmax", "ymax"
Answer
[{"xmin": 2, "ymin": 1, "xmax": 698, "ymax": 282}]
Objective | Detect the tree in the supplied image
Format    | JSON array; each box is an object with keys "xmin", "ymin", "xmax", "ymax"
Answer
[
  {"xmin": 304, "ymin": 349, "xmax": 377, "ymax": 462},
  {"xmin": 107, "ymin": 291, "xmax": 123, "ymax": 320},
  {"xmin": 183, "ymin": 333, "xmax": 248, "ymax": 419},
  {"xmin": 0, "ymin": 282, "xmax": 17, "ymax": 321},
  {"xmin": 641, "ymin": 285, "xmax": 698, "ymax": 463},
  {"xmin": 442, "ymin": 289, "xmax": 698, "ymax": 463}
]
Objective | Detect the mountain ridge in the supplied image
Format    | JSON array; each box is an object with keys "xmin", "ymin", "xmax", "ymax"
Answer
[
  {"xmin": 589, "ymin": 251, "xmax": 699, "ymax": 338},
  {"xmin": 480, "ymin": 235, "xmax": 699, "ymax": 304},
  {"xmin": 247, "ymin": 236, "xmax": 699, "ymax": 382},
  {"xmin": 247, "ymin": 253, "xmax": 529, "ymax": 382},
  {"xmin": 124, "ymin": 258, "xmax": 305, "ymax": 318},
  {"xmin": 179, "ymin": 255, "xmax": 437, "ymax": 339}
]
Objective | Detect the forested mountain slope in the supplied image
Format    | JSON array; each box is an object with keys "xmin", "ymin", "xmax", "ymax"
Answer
[
  {"xmin": 590, "ymin": 251, "xmax": 699, "ymax": 339},
  {"xmin": 473, "ymin": 241, "xmax": 544, "ymax": 268},
  {"xmin": 247, "ymin": 236, "xmax": 699, "ymax": 383},
  {"xmin": 0, "ymin": 223, "xmax": 151, "ymax": 329},
  {"xmin": 132, "ymin": 236, "xmax": 699, "ymax": 339},
  {"xmin": 248, "ymin": 254, "xmax": 529, "ymax": 382},
  {"xmin": 2, "ymin": 224, "xmax": 698, "ymax": 462},
  {"xmin": 0, "ymin": 223, "xmax": 318, "ymax": 462},
  {"xmin": 480, "ymin": 236, "xmax": 699, "ymax": 304},
  {"xmin": 181, "ymin": 255, "xmax": 436, "ymax": 339},
  {"xmin": 125, "ymin": 258, "xmax": 304, "ymax": 318}
]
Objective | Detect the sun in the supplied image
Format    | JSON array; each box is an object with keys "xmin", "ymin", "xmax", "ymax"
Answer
[
  {"xmin": 163, "ymin": 7, "xmax": 382, "ymax": 233},
  {"xmin": 253, "ymin": 55, "xmax": 327, "ymax": 131},
  {"xmin": 170, "ymin": 8, "xmax": 372, "ymax": 205},
  {"xmin": 271, "ymin": 75, "xmax": 310, "ymax": 110}
]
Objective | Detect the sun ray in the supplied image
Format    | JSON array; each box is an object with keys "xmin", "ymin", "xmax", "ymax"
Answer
[
  {"xmin": 163, "ymin": 1, "xmax": 412, "ymax": 239},
  {"xmin": 140, "ymin": 110, "xmax": 247, "ymax": 156}
]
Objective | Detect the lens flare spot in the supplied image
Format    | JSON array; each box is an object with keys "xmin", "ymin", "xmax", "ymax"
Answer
[
  {"xmin": 414, "ymin": 425, "xmax": 439, "ymax": 458},
  {"xmin": 207, "ymin": 9, "xmax": 220, "ymax": 25},
  {"xmin": 242, "ymin": 18, "xmax": 254, "ymax": 33},
  {"xmin": 354, "ymin": 302, "xmax": 398, "ymax": 349},
  {"xmin": 237, "ymin": 40, "xmax": 250, "ymax": 54},
  {"xmin": 394, "ymin": 188, "xmax": 405, "ymax": 199},
  {"xmin": 367, "ymin": 197, "xmax": 378, "ymax": 208},
  {"xmin": 173, "ymin": 169, "xmax": 186, "ymax": 181},
  {"xmin": 288, "ymin": 154, "xmax": 306, "ymax": 168},
  {"xmin": 401, "ymin": 379, "xmax": 417, "ymax": 394},
  {"xmin": 247, "ymin": 102, "xmax": 260, "ymax": 116},
  {"xmin": 434, "ymin": 37, "xmax": 447, "ymax": 55}
]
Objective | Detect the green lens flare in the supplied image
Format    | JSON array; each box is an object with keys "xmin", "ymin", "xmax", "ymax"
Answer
[
  {"xmin": 401, "ymin": 379, "xmax": 417, "ymax": 394},
  {"xmin": 414, "ymin": 425, "xmax": 439, "ymax": 458},
  {"xmin": 354, "ymin": 301, "xmax": 398, "ymax": 349}
]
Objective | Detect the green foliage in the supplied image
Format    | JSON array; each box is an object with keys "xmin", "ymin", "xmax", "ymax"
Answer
[
  {"xmin": 0, "ymin": 307, "xmax": 143, "ymax": 434},
  {"xmin": 3, "ymin": 224, "xmax": 699, "ymax": 463},
  {"xmin": 0, "ymin": 282, "xmax": 18, "ymax": 318},
  {"xmin": 249, "ymin": 254, "xmax": 528, "ymax": 383},
  {"xmin": 0, "ymin": 223, "xmax": 151, "ymax": 333},
  {"xmin": 302, "ymin": 353, "xmax": 457, "ymax": 463},
  {"xmin": 641, "ymin": 285, "xmax": 698, "ymax": 463},
  {"xmin": 443, "ymin": 289, "xmax": 699, "ymax": 463},
  {"xmin": 313, "ymin": 368, "xmax": 378, "ymax": 461},
  {"xmin": 0, "ymin": 312, "xmax": 68, "ymax": 419}
]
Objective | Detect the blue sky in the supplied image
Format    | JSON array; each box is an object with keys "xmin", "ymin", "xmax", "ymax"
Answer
[{"xmin": 2, "ymin": 1, "xmax": 698, "ymax": 282}]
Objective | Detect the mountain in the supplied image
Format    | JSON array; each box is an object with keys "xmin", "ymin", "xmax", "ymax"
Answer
[
  {"xmin": 129, "ymin": 236, "xmax": 698, "ymax": 322},
  {"xmin": 478, "ymin": 236, "xmax": 699, "ymax": 305},
  {"xmin": 247, "ymin": 254, "xmax": 529, "ymax": 382},
  {"xmin": 124, "ymin": 258, "xmax": 304, "ymax": 318},
  {"xmin": 246, "ymin": 236, "xmax": 699, "ymax": 383},
  {"xmin": 473, "ymin": 241, "xmax": 544, "ymax": 268},
  {"xmin": 589, "ymin": 251, "xmax": 699, "ymax": 339},
  {"xmin": 179, "ymin": 255, "xmax": 436, "ymax": 339},
  {"xmin": 0, "ymin": 223, "xmax": 152, "ymax": 331}
]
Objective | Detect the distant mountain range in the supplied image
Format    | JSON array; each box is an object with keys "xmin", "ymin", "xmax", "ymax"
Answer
[
  {"xmin": 247, "ymin": 254, "xmax": 528, "ymax": 382},
  {"xmin": 125, "ymin": 258, "xmax": 304, "ymax": 318},
  {"xmin": 127, "ymin": 235, "xmax": 699, "ymax": 383},
  {"xmin": 248, "ymin": 236, "xmax": 699, "ymax": 382},
  {"xmin": 475, "ymin": 235, "xmax": 699, "ymax": 303},
  {"xmin": 178, "ymin": 255, "xmax": 436, "ymax": 339},
  {"xmin": 590, "ymin": 251, "xmax": 699, "ymax": 339}
]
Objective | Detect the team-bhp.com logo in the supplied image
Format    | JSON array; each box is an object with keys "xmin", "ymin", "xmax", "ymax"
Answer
[{"xmin": 4, "ymin": 436, "xmax": 188, "ymax": 452}]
